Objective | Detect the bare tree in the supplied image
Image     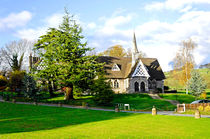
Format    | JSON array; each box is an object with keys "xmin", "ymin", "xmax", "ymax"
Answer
[
  {"xmin": 173, "ymin": 38, "xmax": 197, "ymax": 94},
  {"xmin": 0, "ymin": 39, "xmax": 37, "ymax": 71}
]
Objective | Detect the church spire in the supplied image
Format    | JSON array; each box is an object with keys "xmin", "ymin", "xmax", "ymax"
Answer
[
  {"xmin": 133, "ymin": 32, "xmax": 139, "ymax": 53},
  {"xmin": 132, "ymin": 32, "xmax": 139, "ymax": 67}
]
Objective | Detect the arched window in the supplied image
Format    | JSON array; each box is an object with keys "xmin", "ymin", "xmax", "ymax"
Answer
[
  {"xmin": 108, "ymin": 80, "xmax": 113, "ymax": 88},
  {"xmin": 114, "ymin": 80, "xmax": 119, "ymax": 88}
]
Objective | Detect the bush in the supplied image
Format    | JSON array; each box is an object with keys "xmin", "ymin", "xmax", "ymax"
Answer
[
  {"xmin": 0, "ymin": 75, "xmax": 8, "ymax": 87},
  {"xmin": 157, "ymin": 88, "xmax": 162, "ymax": 93},
  {"xmin": 204, "ymin": 106, "xmax": 210, "ymax": 112},
  {"xmin": 164, "ymin": 90, "xmax": 177, "ymax": 93},
  {"xmin": 164, "ymin": 86, "xmax": 169, "ymax": 91},
  {"xmin": 197, "ymin": 106, "xmax": 204, "ymax": 111},
  {"xmin": 22, "ymin": 74, "xmax": 38, "ymax": 100},
  {"xmin": 200, "ymin": 92, "xmax": 207, "ymax": 99},
  {"xmin": 8, "ymin": 70, "xmax": 25, "ymax": 94},
  {"xmin": 90, "ymin": 75, "xmax": 114, "ymax": 106}
]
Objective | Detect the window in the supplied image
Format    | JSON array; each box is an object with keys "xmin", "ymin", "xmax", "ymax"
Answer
[
  {"xmin": 112, "ymin": 64, "xmax": 120, "ymax": 71},
  {"xmin": 114, "ymin": 80, "xmax": 119, "ymax": 88}
]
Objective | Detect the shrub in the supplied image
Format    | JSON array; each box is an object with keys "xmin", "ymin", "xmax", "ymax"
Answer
[
  {"xmin": 200, "ymin": 92, "xmax": 206, "ymax": 99},
  {"xmin": 197, "ymin": 105, "xmax": 204, "ymax": 111},
  {"xmin": 22, "ymin": 74, "xmax": 38, "ymax": 100},
  {"xmin": 0, "ymin": 75, "xmax": 8, "ymax": 87},
  {"xmin": 8, "ymin": 70, "xmax": 25, "ymax": 94},
  {"xmin": 164, "ymin": 86, "xmax": 169, "ymax": 91},
  {"xmin": 157, "ymin": 88, "xmax": 162, "ymax": 93},
  {"xmin": 204, "ymin": 106, "xmax": 210, "ymax": 112},
  {"xmin": 90, "ymin": 75, "xmax": 114, "ymax": 106}
]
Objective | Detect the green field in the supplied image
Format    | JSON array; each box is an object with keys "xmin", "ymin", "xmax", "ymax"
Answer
[
  {"xmin": 0, "ymin": 102, "xmax": 210, "ymax": 138},
  {"xmin": 159, "ymin": 89, "xmax": 210, "ymax": 104},
  {"xmin": 41, "ymin": 93, "xmax": 176, "ymax": 111},
  {"xmin": 164, "ymin": 68, "xmax": 210, "ymax": 90}
]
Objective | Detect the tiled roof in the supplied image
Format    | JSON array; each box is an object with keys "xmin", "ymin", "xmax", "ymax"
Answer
[{"xmin": 97, "ymin": 56, "xmax": 165, "ymax": 80}]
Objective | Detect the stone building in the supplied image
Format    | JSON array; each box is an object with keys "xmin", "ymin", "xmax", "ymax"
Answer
[{"xmin": 97, "ymin": 33, "xmax": 165, "ymax": 93}]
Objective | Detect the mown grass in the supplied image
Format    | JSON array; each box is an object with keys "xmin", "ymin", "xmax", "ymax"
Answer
[
  {"xmin": 159, "ymin": 89, "xmax": 210, "ymax": 104},
  {"xmin": 0, "ymin": 102, "xmax": 210, "ymax": 139},
  {"xmin": 42, "ymin": 93, "xmax": 176, "ymax": 111},
  {"xmin": 113, "ymin": 93, "xmax": 176, "ymax": 111}
]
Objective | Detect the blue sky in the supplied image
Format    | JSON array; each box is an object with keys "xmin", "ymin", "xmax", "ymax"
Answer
[{"xmin": 0, "ymin": 0, "xmax": 210, "ymax": 71}]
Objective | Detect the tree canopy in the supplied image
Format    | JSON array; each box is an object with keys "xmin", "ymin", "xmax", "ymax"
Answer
[
  {"xmin": 173, "ymin": 38, "xmax": 196, "ymax": 94},
  {"xmin": 33, "ymin": 9, "xmax": 103, "ymax": 99},
  {"xmin": 188, "ymin": 70, "xmax": 206, "ymax": 99}
]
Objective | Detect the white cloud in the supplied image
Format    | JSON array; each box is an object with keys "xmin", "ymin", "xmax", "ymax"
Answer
[
  {"xmin": 16, "ymin": 27, "xmax": 47, "ymax": 40},
  {"xmin": 45, "ymin": 13, "xmax": 63, "ymax": 28},
  {"xmin": 16, "ymin": 13, "xmax": 64, "ymax": 40},
  {"xmin": 88, "ymin": 9, "xmax": 210, "ymax": 71},
  {"xmin": 145, "ymin": 0, "xmax": 210, "ymax": 11},
  {"xmin": 86, "ymin": 22, "xmax": 96, "ymax": 29},
  {"xmin": 0, "ymin": 11, "xmax": 32, "ymax": 30}
]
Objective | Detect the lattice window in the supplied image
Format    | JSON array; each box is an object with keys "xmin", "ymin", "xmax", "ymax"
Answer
[
  {"xmin": 114, "ymin": 80, "xmax": 119, "ymax": 88},
  {"xmin": 134, "ymin": 64, "xmax": 146, "ymax": 76}
]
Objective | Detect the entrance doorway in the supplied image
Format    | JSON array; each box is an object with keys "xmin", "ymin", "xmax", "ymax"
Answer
[
  {"xmin": 134, "ymin": 82, "xmax": 139, "ymax": 92},
  {"xmin": 141, "ymin": 82, "xmax": 145, "ymax": 92}
]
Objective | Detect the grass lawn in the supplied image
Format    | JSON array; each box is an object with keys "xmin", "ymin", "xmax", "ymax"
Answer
[
  {"xmin": 42, "ymin": 93, "xmax": 176, "ymax": 111},
  {"xmin": 113, "ymin": 94, "xmax": 176, "ymax": 111},
  {"xmin": 0, "ymin": 102, "xmax": 210, "ymax": 139},
  {"xmin": 159, "ymin": 89, "xmax": 210, "ymax": 104}
]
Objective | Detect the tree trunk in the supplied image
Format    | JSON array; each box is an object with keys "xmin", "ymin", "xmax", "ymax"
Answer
[
  {"xmin": 48, "ymin": 80, "xmax": 55, "ymax": 97},
  {"xmin": 65, "ymin": 85, "xmax": 74, "ymax": 100}
]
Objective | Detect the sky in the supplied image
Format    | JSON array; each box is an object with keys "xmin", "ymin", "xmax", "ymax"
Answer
[{"xmin": 0, "ymin": 0, "xmax": 210, "ymax": 71}]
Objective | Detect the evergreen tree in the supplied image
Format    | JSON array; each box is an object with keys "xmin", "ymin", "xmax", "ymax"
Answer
[
  {"xmin": 34, "ymin": 9, "xmax": 103, "ymax": 100},
  {"xmin": 188, "ymin": 70, "xmax": 206, "ymax": 99}
]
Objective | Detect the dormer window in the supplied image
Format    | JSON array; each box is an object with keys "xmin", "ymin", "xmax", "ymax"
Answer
[{"xmin": 112, "ymin": 64, "xmax": 120, "ymax": 71}]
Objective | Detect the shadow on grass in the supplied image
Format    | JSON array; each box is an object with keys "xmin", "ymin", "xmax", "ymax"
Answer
[{"xmin": 0, "ymin": 102, "xmax": 136, "ymax": 134}]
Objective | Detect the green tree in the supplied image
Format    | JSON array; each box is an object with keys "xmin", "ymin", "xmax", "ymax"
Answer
[
  {"xmin": 34, "ymin": 9, "xmax": 103, "ymax": 100},
  {"xmin": 22, "ymin": 74, "xmax": 38, "ymax": 100},
  {"xmin": 188, "ymin": 70, "xmax": 206, "ymax": 99},
  {"xmin": 11, "ymin": 53, "xmax": 24, "ymax": 71},
  {"xmin": 90, "ymin": 75, "xmax": 114, "ymax": 106}
]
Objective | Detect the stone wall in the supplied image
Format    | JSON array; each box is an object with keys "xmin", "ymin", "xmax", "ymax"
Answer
[{"xmin": 127, "ymin": 77, "xmax": 149, "ymax": 93}]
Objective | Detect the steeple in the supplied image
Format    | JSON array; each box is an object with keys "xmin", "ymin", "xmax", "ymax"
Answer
[
  {"xmin": 133, "ymin": 32, "xmax": 139, "ymax": 53},
  {"xmin": 132, "ymin": 32, "xmax": 139, "ymax": 67}
]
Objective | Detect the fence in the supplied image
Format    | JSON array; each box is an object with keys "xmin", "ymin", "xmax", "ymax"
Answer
[{"xmin": 177, "ymin": 103, "xmax": 210, "ymax": 112}]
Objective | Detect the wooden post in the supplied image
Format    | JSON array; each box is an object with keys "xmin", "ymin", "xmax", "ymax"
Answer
[
  {"xmin": 195, "ymin": 109, "xmax": 201, "ymax": 119},
  {"xmin": 33, "ymin": 102, "xmax": 38, "ymax": 105},
  {"xmin": 152, "ymin": 106, "xmax": 157, "ymax": 115},
  {"xmin": 115, "ymin": 105, "xmax": 120, "ymax": 112},
  {"xmin": 12, "ymin": 99, "xmax": 16, "ymax": 103},
  {"xmin": 58, "ymin": 102, "xmax": 62, "ymax": 107}
]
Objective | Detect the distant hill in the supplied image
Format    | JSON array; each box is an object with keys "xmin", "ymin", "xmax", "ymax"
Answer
[
  {"xmin": 164, "ymin": 68, "xmax": 210, "ymax": 90},
  {"xmin": 199, "ymin": 63, "xmax": 210, "ymax": 69}
]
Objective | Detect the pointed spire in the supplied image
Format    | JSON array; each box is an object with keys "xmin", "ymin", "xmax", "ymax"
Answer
[{"xmin": 133, "ymin": 32, "xmax": 138, "ymax": 53}]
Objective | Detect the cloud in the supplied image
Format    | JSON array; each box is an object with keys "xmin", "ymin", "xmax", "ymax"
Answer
[
  {"xmin": 16, "ymin": 13, "xmax": 64, "ymax": 40},
  {"xmin": 0, "ymin": 11, "xmax": 32, "ymax": 30},
  {"xmin": 87, "ymin": 9, "xmax": 210, "ymax": 71},
  {"xmin": 45, "ymin": 13, "xmax": 63, "ymax": 28},
  {"xmin": 144, "ymin": 0, "xmax": 210, "ymax": 11}
]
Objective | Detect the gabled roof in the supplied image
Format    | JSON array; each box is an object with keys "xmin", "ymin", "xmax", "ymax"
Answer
[{"xmin": 97, "ymin": 56, "xmax": 165, "ymax": 80}]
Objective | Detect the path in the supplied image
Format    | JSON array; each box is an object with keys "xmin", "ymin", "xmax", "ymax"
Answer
[
  {"xmin": 148, "ymin": 93, "xmax": 180, "ymax": 105},
  {"xmin": 1, "ymin": 100, "xmax": 210, "ymax": 118}
]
